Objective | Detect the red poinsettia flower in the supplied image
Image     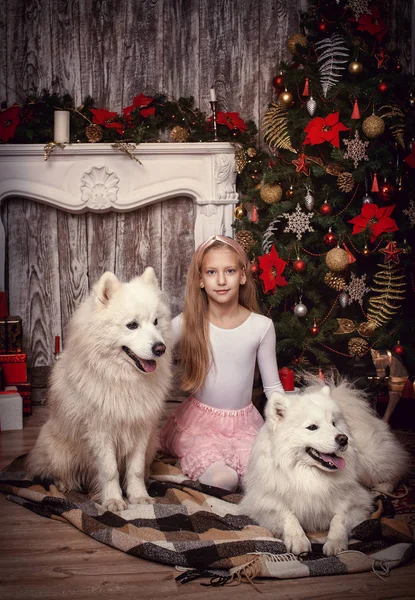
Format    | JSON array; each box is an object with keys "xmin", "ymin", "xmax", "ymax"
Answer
[
  {"xmin": 304, "ymin": 112, "xmax": 350, "ymax": 148},
  {"xmin": 348, "ymin": 203, "xmax": 398, "ymax": 242},
  {"xmin": 90, "ymin": 108, "xmax": 124, "ymax": 135},
  {"xmin": 0, "ymin": 105, "xmax": 21, "ymax": 142},
  {"xmin": 258, "ymin": 244, "xmax": 288, "ymax": 293},
  {"xmin": 357, "ymin": 6, "xmax": 387, "ymax": 42},
  {"xmin": 214, "ymin": 111, "xmax": 248, "ymax": 133},
  {"xmin": 122, "ymin": 94, "xmax": 156, "ymax": 122}
]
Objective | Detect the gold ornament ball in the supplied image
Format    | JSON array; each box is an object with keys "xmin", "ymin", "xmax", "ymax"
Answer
[
  {"xmin": 325, "ymin": 247, "xmax": 349, "ymax": 272},
  {"xmin": 236, "ymin": 229, "xmax": 255, "ymax": 253},
  {"xmin": 348, "ymin": 60, "xmax": 363, "ymax": 74},
  {"xmin": 170, "ymin": 126, "xmax": 189, "ymax": 143},
  {"xmin": 348, "ymin": 337, "xmax": 369, "ymax": 357},
  {"xmin": 362, "ymin": 115, "xmax": 385, "ymax": 139},
  {"xmin": 260, "ymin": 182, "xmax": 283, "ymax": 204},
  {"xmin": 234, "ymin": 204, "xmax": 247, "ymax": 219},
  {"xmin": 279, "ymin": 90, "xmax": 293, "ymax": 106},
  {"xmin": 287, "ymin": 33, "xmax": 307, "ymax": 55}
]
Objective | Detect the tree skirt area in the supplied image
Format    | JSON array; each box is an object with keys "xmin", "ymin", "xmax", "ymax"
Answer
[{"xmin": 0, "ymin": 453, "xmax": 414, "ymax": 585}]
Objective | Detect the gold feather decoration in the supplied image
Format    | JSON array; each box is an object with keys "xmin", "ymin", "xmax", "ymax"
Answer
[
  {"xmin": 366, "ymin": 262, "xmax": 406, "ymax": 327},
  {"xmin": 262, "ymin": 103, "xmax": 297, "ymax": 154},
  {"xmin": 380, "ymin": 103, "xmax": 405, "ymax": 149}
]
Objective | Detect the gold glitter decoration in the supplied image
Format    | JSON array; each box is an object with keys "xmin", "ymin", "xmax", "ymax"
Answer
[
  {"xmin": 325, "ymin": 247, "xmax": 349, "ymax": 272},
  {"xmin": 235, "ymin": 149, "xmax": 248, "ymax": 174},
  {"xmin": 262, "ymin": 103, "xmax": 296, "ymax": 154},
  {"xmin": 287, "ymin": 33, "xmax": 307, "ymax": 55},
  {"xmin": 236, "ymin": 230, "xmax": 255, "ymax": 253},
  {"xmin": 324, "ymin": 271, "xmax": 346, "ymax": 291},
  {"xmin": 170, "ymin": 126, "xmax": 189, "ymax": 143},
  {"xmin": 247, "ymin": 147, "xmax": 257, "ymax": 158},
  {"xmin": 366, "ymin": 263, "xmax": 406, "ymax": 327},
  {"xmin": 337, "ymin": 172, "xmax": 355, "ymax": 192},
  {"xmin": 380, "ymin": 103, "xmax": 406, "ymax": 149},
  {"xmin": 362, "ymin": 115, "xmax": 385, "ymax": 139},
  {"xmin": 260, "ymin": 183, "xmax": 283, "ymax": 204},
  {"xmin": 348, "ymin": 337, "xmax": 369, "ymax": 357},
  {"xmin": 43, "ymin": 142, "xmax": 66, "ymax": 161},
  {"xmin": 111, "ymin": 142, "xmax": 142, "ymax": 164},
  {"xmin": 86, "ymin": 124, "xmax": 103, "ymax": 143}
]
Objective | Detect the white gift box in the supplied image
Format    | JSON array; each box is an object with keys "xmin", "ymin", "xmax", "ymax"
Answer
[{"xmin": 0, "ymin": 389, "xmax": 23, "ymax": 431}]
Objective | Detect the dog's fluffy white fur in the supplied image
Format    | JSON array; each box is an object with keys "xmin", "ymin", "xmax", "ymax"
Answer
[
  {"xmin": 27, "ymin": 268, "xmax": 172, "ymax": 512},
  {"xmin": 240, "ymin": 380, "xmax": 409, "ymax": 556}
]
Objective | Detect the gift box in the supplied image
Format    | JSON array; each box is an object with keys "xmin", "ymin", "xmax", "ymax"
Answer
[
  {"xmin": 0, "ymin": 353, "xmax": 27, "ymax": 385},
  {"xmin": 6, "ymin": 383, "xmax": 31, "ymax": 416},
  {"xmin": 0, "ymin": 389, "xmax": 23, "ymax": 430},
  {"xmin": 0, "ymin": 316, "xmax": 23, "ymax": 354},
  {"xmin": 0, "ymin": 292, "xmax": 7, "ymax": 319}
]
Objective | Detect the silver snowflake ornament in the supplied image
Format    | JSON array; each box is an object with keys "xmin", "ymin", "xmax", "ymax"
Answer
[
  {"xmin": 346, "ymin": 0, "xmax": 370, "ymax": 20},
  {"xmin": 282, "ymin": 203, "xmax": 314, "ymax": 240},
  {"xmin": 346, "ymin": 272, "xmax": 370, "ymax": 306},
  {"xmin": 403, "ymin": 199, "xmax": 415, "ymax": 227},
  {"xmin": 343, "ymin": 130, "xmax": 369, "ymax": 169}
]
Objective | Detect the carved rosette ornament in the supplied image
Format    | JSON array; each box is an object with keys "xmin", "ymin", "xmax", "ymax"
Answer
[{"xmin": 80, "ymin": 166, "xmax": 120, "ymax": 210}]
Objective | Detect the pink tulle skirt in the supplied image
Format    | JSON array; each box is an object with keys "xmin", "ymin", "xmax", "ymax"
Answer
[{"xmin": 159, "ymin": 396, "xmax": 264, "ymax": 480}]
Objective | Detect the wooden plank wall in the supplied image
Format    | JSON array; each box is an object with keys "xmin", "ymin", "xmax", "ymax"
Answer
[{"xmin": 0, "ymin": 0, "xmax": 411, "ymax": 366}]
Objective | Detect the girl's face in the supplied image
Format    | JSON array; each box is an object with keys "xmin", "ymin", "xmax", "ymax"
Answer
[{"xmin": 199, "ymin": 247, "xmax": 246, "ymax": 306}]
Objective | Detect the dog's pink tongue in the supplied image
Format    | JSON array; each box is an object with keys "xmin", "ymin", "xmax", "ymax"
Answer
[
  {"xmin": 139, "ymin": 359, "xmax": 157, "ymax": 373},
  {"xmin": 321, "ymin": 453, "xmax": 345, "ymax": 469}
]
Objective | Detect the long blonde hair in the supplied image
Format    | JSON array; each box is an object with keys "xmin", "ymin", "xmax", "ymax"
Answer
[{"xmin": 180, "ymin": 236, "xmax": 260, "ymax": 393}]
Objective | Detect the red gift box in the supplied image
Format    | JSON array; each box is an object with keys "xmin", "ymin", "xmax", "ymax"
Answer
[
  {"xmin": 0, "ymin": 292, "xmax": 7, "ymax": 319},
  {"xmin": 0, "ymin": 353, "xmax": 27, "ymax": 385},
  {"xmin": 0, "ymin": 316, "xmax": 23, "ymax": 353},
  {"xmin": 279, "ymin": 367, "xmax": 295, "ymax": 391}
]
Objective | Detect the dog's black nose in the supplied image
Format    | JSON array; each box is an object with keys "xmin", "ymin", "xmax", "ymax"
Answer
[
  {"xmin": 152, "ymin": 342, "xmax": 166, "ymax": 357},
  {"xmin": 336, "ymin": 434, "xmax": 348, "ymax": 447}
]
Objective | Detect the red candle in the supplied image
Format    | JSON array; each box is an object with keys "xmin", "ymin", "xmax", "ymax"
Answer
[
  {"xmin": 55, "ymin": 335, "xmax": 60, "ymax": 355},
  {"xmin": 279, "ymin": 367, "xmax": 294, "ymax": 391}
]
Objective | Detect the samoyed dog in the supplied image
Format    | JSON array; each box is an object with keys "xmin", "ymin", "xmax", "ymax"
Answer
[
  {"xmin": 27, "ymin": 268, "xmax": 172, "ymax": 512},
  {"xmin": 240, "ymin": 381, "xmax": 409, "ymax": 556}
]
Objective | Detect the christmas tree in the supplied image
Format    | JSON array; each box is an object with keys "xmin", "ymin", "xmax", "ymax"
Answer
[{"xmin": 234, "ymin": 0, "xmax": 415, "ymax": 376}]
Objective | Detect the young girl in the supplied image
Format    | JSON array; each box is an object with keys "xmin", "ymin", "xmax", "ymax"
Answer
[{"xmin": 160, "ymin": 235, "xmax": 284, "ymax": 492}]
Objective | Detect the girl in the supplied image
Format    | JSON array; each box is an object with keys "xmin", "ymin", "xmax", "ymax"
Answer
[{"xmin": 160, "ymin": 235, "xmax": 284, "ymax": 492}]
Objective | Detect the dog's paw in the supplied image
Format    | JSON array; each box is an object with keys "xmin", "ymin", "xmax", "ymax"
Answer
[
  {"xmin": 128, "ymin": 495, "xmax": 155, "ymax": 505},
  {"xmin": 55, "ymin": 480, "xmax": 71, "ymax": 493},
  {"xmin": 284, "ymin": 533, "xmax": 311, "ymax": 556},
  {"xmin": 323, "ymin": 537, "xmax": 348, "ymax": 556},
  {"xmin": 102, "ymin": 498, "xmax": 128, "ymax": 512}
]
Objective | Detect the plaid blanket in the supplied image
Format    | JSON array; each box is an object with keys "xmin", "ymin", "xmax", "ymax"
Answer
[{"xmin": 1, "ymin": 455, "xmax": 414, "ymax": 583}]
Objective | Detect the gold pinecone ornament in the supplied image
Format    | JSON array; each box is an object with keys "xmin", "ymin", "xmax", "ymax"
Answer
[
  {"xmin": 170, "ymin": 126, "xmax": 189, "ymax": 143},
  {"xmin": 287, "ymin": 33, "xmax": 307, "ymax": 55},
  {"xmin": 86, "ymin": 124, "xmax": 103, "ymax": 143},
  {"xmin": 260, "ymin": 182, "xmax": 283, "ymax": 204},
  {"xmin": 337, "ymin": 172, "xmax": 355, "ymax": 193},
  {"xmin": 247, "ymin": 147, "xmax": 257, "ymax": 158},
  {"xmin": 325, "ymin": 247, "xmax": 349, "ymax": 272},
  {"xmin": 362, "ymin": 115, "xmax": 385, "ymax": 139},
  {"xmin": 324, "ymin": 271, "xmax": 347, "ymax": 290},
  {"xmin": 348, "ymin": 337, "xmax": 369, "ymax": 357},
  {"xmin": 236, "ymin": 230, "xmax": 255, "ymax": 253}
]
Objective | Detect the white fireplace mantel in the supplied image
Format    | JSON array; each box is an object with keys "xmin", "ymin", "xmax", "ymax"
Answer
[{"xmin": 0, "ymin": 142, "xmax": 239, "ymax": 289}]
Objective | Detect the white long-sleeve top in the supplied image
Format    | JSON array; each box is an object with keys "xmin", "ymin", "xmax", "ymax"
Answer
[{"xmin": 172, "ymin": 312, "xmax": 284, "ymax": 410}]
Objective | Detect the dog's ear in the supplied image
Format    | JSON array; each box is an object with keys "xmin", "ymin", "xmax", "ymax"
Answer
[
  {"xmin": 141, "ymin": 267, "xmax": 159, "ymax": 287},
  {"xmin": 265, "ymin": 391, "xmax": 289, "ymax": 429},
  {"xmin": 95, "ymin": 272, "xmax": 120, "ymax": 305}
]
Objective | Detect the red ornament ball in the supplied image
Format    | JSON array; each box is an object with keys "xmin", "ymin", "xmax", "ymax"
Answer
[
  {"xmin": 378, "ymin": 181, "xmax": 395, "ymax": 202},
  {"xmin": 319, "ymin": 201, "xmax": 333, "ymax": 216},
  {"xmin": 324, "ymin": 231, "xmax": 337, "ymax": 246},
  {"xmin": 318, "ymin": 20, "xmax": 328, "ymax": 33},
  {"xmin": 394, "ymin": 61, "xmax": 403, "ymax": 73},
  {"xmin": 310, "ymin": 324, "xmax": 319, "ymax": 336},
  {"xmin": 377, "ymin": 81, "xmax": 388, "ymax": 93},
  {"xmin": 250, "ymin": 261, "xmax": 259, "ymax": 275},
  {"xmin": 293, "ymin": 259, "xmax": 306, "ymax": 273},
  {"xmin": 393, "ymin": 343, "xmax": 405, "ymax": 355},
  {"xmin": 272, "ymin": 75, "xmax": 284, "ymax": 90}
]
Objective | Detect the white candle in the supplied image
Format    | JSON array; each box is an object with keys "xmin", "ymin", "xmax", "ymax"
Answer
[
  {"xmin": 209, "ymin": 87, "xmax": 217, "ymax": 102},
  {"xmin": 54, "ymin": 110, "xmax": 70, "ymax": 143}
]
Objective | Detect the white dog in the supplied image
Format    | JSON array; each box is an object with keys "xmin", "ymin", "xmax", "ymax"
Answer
[
  {"xmin": 27, "ymin": 269, "xmax": 172, "ymax": 512},
  {"xmin": 240, "ymin": 381, "xmax": 409, "ymax": 556}
]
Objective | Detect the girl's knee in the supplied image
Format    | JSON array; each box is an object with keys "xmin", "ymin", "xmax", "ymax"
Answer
[{"xmin": 199, "ymin": 461, "xmax": 239, "ymax": 492}]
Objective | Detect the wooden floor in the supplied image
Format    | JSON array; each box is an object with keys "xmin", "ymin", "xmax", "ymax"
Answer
[{"xmin": 0, "ymin": 406, "xmax": 414, "ymax": 600}]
